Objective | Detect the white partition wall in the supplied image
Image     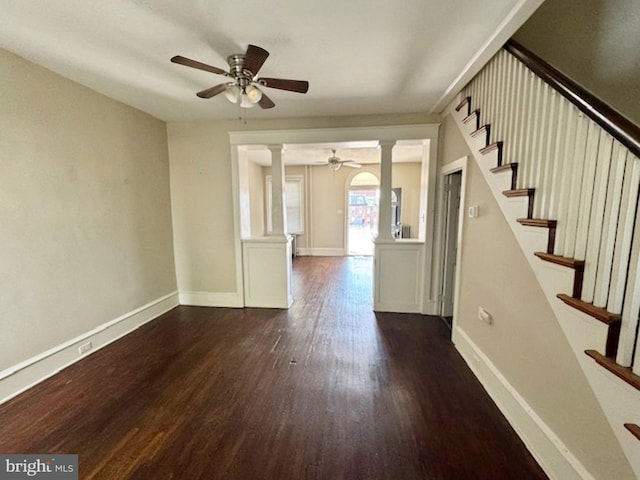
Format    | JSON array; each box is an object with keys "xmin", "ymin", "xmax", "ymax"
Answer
[
  {"xmin": 374, "ymin": 240, "xmax": 424, "ymax": 312},
  {"xmin": 242, "ymin": 237, "xmax": 292, "ymax": 308}
]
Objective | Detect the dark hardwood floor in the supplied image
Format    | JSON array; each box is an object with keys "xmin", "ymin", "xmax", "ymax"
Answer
[{"xmin": 0, "ymin": 256, "xmax": 547, "ymax": 479}]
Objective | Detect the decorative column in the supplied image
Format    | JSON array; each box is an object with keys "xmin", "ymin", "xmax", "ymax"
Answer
[
  {"xmin": 376, "ymin": 141, "xmax": 395, "ymax": 242},
  {"xmin": 268, "ymin": 144, "xmax": 287, "ymax": 237},
  {"xmin": 241, "ymin": 143, "xmax": 292, "ymax": 308}
]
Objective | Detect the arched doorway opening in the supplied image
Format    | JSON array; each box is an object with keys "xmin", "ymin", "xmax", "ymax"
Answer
[{"xmin": 347, "ymin": 171, "xmax": 379, "ymax": 255}]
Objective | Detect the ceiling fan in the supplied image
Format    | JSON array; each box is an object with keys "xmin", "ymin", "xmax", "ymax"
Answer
[
  {"xmin": 171, "ymin": 44, "xmax": 309, "ymax": 109},
  {"xmin": 318, "ymin": 149, "xmax": 362, "ymax": 172}
]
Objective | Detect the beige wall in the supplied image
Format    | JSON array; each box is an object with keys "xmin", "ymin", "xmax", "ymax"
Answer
[
  {"xmin": 391, "ymin": 163, "xmax": 421, "ymax": 237},
  {"xmin": 439, "ymin": 109, "xmax": 634, "ymax": 479},
  {"xmin": 514, "ymin": 0, "xmax": 640, "ymax": 125},
  {"xmin": 248, "ymin": 159, "xmax": 264, "ymax": 237},
  {"xmin": 0, "ymin": 49, "xmax": 176, "ymax": 370}
]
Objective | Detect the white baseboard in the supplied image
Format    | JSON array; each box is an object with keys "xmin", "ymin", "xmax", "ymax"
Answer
[
  {"xmin": 452, "ymin": 326, "xmax": 594, "ymax": 480},
  {"xmin": 297, "ymin": 248, "xmax": 345, "ymax": 257},
  {"xmin": 178, "ymin": 291, "xmax": 243, "ymax": 308},
  {"xmin": 0, "ymin": 291, "xmax": 179, "ymax": 405}
]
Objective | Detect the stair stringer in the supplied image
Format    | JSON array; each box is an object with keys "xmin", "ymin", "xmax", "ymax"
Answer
[{"xmin": 450, "ymin": 97, "xmax": 640, "ymax": 478}]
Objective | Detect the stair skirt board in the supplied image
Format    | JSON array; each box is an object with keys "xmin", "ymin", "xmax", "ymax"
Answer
[{"xmin": 453, "ymin": 327, "xmax": 595, "ymax": 480}]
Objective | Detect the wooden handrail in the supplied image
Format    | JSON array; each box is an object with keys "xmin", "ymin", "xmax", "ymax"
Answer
[{"xmin": 504, "ymin": 40, "xmax": 640, "ymax": 159}]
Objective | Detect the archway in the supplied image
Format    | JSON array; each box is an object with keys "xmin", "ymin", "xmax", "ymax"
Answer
[{"xmin": 347, "ymin": 171, "xmax": 379, "ymax": 255}]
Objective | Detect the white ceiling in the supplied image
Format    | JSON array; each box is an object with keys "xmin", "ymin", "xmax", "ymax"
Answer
[{"xmin": 0, "ymin": 0, "xmax": 543, "ymax": 122}]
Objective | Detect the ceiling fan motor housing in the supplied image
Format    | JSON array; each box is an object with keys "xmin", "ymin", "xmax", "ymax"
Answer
[{"xmin": 227, "ymin": 54, "xmax": 253, "ymax": 87}]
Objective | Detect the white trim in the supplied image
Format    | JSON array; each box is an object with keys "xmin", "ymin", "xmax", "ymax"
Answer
[
  {"xmin": 431, "ymin": 0, "xmax": 545, "ymax": 113},
  {"xmin": 0, "ymin": 291, "xmax": 179, "ymax": 405},
  {"xmin": 420, "ymin": 137, "xmax": 440, "ymax": 314},
  {"xmin": 178, "ymin": 291, "xmax": 243, "ymax": 308},
  {"xmin": 452, "ymin": 326, "xmax": 596, "ymax": 480},
  {"xmin": 230, "ymin": 143, "xmax": 246, "ymax": 307},
  {"xmin": 433, "ymin": 157, "xmax": 468, "ymax": 328},
  {"xmin": 229, "ymin": 125, "xmax": 439, "ymax": 146}
]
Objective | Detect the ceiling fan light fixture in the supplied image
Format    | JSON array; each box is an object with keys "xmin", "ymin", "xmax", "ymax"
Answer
[
  {"xmin": 224, "ymin": 84, "xmax": 241, "ymax": 103},
  {"xmin": 245, "ymin": 84, "xmax": 263, "ymax": 104},
  {"xmin": 240, "ymin": 94, "xmax": 258, "ymax": 108},
  {"xmin": 329, "ymin": 162, "xmax": 342, "ymax": 172}
]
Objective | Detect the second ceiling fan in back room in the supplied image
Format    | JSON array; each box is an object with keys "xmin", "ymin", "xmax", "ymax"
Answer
[
  {"xmin": 171, "ymin": 44, "xmax": 309, "ymax": 109},
  {"xmin": 317, "ymin": 149, "xmax": 362, "ymax": 172}
]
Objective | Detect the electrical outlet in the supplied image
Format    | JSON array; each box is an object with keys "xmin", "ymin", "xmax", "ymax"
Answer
[
  {"xmin": 78, "ymin": 342, "xmax": 92, "ymax": 355},
  {"xmin": 478, "ymin": 306, "xmax": 493, "ymax": 325}
]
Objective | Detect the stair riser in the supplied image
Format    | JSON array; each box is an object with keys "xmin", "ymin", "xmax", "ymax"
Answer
[
  {"xmin": 502, "ymin": 197, "xmax": 533, "ymax": 224},
  {"xmin": 470, "ymin": 128, "xmax": 491, "ymax": 151},
  {"xmin": 491, "ymin": 170, "xmax": 516, "ymax": 193}
]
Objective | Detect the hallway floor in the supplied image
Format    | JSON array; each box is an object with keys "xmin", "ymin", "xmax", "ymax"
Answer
[{"xmin": 0, "ymin": 257, "xmax": 547, "ymax": 479}]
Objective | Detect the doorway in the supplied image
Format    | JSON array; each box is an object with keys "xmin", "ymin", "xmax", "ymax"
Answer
[
  {"xmin": 347, "ymin": 171, "xmax": 379, "ymax": 256},
  {"xmin": 439, "ymin": 168, "xmax": 464, "ymax": 329}
]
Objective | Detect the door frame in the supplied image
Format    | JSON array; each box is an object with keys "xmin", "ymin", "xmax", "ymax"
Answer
[
  {"xmin": 433, "ymin": 156, "xmax": 468, "ymax": 331},
  {"xmin": 344, "ymin": 168, "xmax": 380, "ymax": 256}
]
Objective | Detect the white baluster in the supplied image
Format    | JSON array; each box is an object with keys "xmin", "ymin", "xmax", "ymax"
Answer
[
  {"xmin": 573, "ymin": 120, "xmax": 601, "ymax": 261},
  {"xmin": 560, "ymin": 114, "xmax": 589, "ymax": 258},
  {"xmin": 538, "ymin": 91, "xmax": 560, "ymax": 219},
  {"xmin": 581, "ymin": 131, "xmax": 614, "ymax": 303},
  {"xmin": 503, "ymin": 54, "xmax": 518, "ymax": 165},
  {"xmin": 546, "ymin": 98, "xmax": 568, "ymax": 221},
  {"xmin": 617, "ymin": 180, "xmax": 640, "ymax": 368},
  {"xmin": 553, "ymin": 107, "xmax": 579, "ymax": 256},
  {"xmin": 608, "ymin": 150, "xmax": 638, "ymax": 314},
  {"xmin": 531, "ymin": 82, "xmax": 551, "ymax": 219}
]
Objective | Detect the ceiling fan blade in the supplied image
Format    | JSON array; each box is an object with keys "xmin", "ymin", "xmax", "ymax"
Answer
[
  {"xmin": 258, "ymin": 78, "xmax": 309, "ymax": 94},
  {"xmin": 244, "ymin": 44, "xmax": 269, "ymax": 76},
  {"xmin": 196, "ymin": 83, "xmax": 229, "ymax": 99},
  {"xmin": 344, "ymin": 163, "xmax": 362, "ymax": 169},
  {"xmin": 258, "ymin": 92, "xmax": 275, "ymax": 109},
  {"xmin": 171, "ymin": 55, "xmax": 228, "ymax": 76}
]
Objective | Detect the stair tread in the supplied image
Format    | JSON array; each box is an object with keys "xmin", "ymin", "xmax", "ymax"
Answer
[
  {"xmin": 455, "ymin": 96, "xmax": 471, "ymax": 113},
  {"xmin": 586, "ymin": 350, "xmax": 640, "ymax": 391},
  {"xmin": 504, "ymin": 188, "xmax": 534, "ymax": 198},
  {"xmin": 480, "ymin": 141, "xmax": 503, "ymax": 154},
  {"xmin": 517, "ymin": 218, "xmax": 556, "ymax": 228},
  {"xmin": 490, "ymin": 162, "xmax": 517, "ymax": 174},
  {"xmin": 624, "ymin": 424, "xmax": 640, "ymax": 441},
  {"xmin": 534, "ymin": 252, "xmax": 584, "ymax": 268},
  {"xmin": 558, "ymin": 294, "xmax": 621, "ymax": 324},
  {"xmin": 470, "ymin": 125, "xmax": 490, "ymax": 138},
  {"xmin": 463, "ymin": 110, "xmax": 480, "ymax": 124}
]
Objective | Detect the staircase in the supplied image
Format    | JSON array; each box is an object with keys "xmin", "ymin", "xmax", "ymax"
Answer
[{"xmin": 451, "ymin": 40, "xmax": 640, "ymax": 478}]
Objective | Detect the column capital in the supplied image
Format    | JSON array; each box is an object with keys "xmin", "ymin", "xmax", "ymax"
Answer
[
  {"xmin": 266, "ymin": 144, "xmax": 284, "ymax": 153},
  {"xmin": 378, "ymin": 140, "xmax": 396, "ymax": 149}
]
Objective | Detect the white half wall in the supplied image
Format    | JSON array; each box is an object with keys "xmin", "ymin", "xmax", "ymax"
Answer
[{"xmin": 374, "ymin": 240, "xmax": 424, "ymax": 313}]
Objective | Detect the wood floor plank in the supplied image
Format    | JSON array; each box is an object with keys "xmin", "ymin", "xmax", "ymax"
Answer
[{"xmin": 0, "ymin": 256, "xmax": 547, "ymax": 479}]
